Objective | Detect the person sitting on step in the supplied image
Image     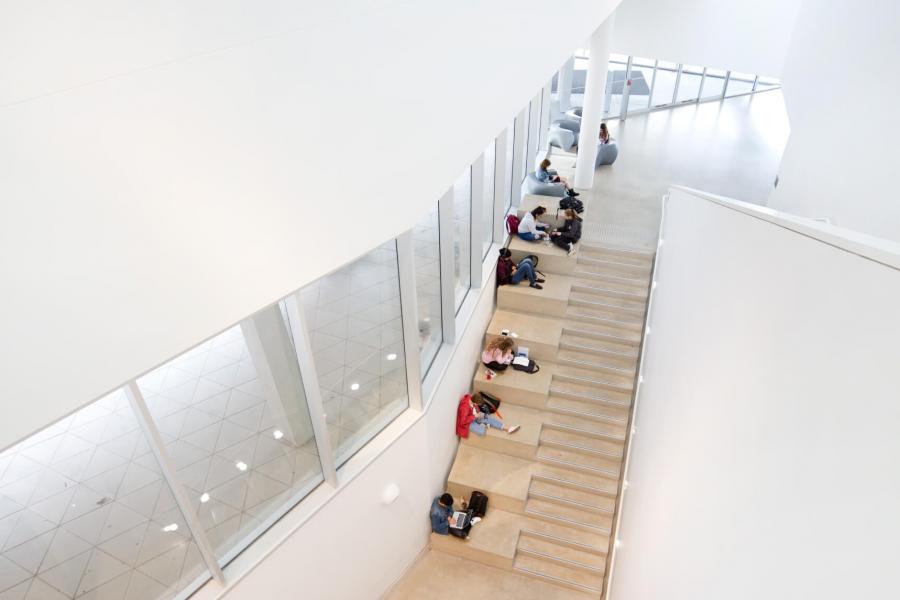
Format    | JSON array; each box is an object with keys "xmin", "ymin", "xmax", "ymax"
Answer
[
  {"xmin": 537, "ymin": 158, "xmax": 579, "ymax": 197},
  {"xmin": 518, "ymin": 206, "xmax": 550, "ymax": 242},
  {"xmin": 550, "ymin": 208, "xmax": 583, "ymax": 256},
  {"xmin": 430, "ymin": 493, "xmax": 455, "ymax": 535},
  {"xmin": 495, "ymin": 248, "xmax": 544, "ymax": 289},
  {"xmin": 456, "ymin": 393, "xmax": 520, "ymax": 438},
  {"xmin": 481, "ymin": 336, "xmax": 517, "ymax": 371},
  {"xmin": 599, "ymin": 122, "xmax": 611, "ymax": 145}
]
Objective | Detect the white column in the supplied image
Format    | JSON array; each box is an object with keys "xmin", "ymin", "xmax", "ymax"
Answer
[
  {"xmin": 574, "ymin": 13, "xmax": 616, "ymax": 190},
  {"xmin": 511, "ymin": 105, "xmax": 528, "ymax": 207},
  {"xmin": 437, "ymin": 188, "xmax": 456, "ymax": 342},
  {"xmin": 558, "ymin": 56, "xmax": 574, "ymax": 112},
  {"xmin": 526, "ymin": 91, "xmax": 542, "ymax": 173},
  {"xmin": 538, "ymin": 80, "xmax": 552, "ymax": 151}
]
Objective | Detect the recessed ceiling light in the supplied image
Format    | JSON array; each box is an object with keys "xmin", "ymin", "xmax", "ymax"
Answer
[
  {"xmin": 163, "ymin": 523, "xmax": 179, "ymax": 533},
  {"xmin": 350, "ymin": 383, "xmax": 360, "ymax": 391},
  {"xmin": 200, "ymin": 493, "xmax": 210, "ymax": 503},
  {"xmin": 386, "ymin": 353, "xmax": 397, "ymax": 361},
  {"xmin": 273, "ymin": 430, "xmax": 284, "ymax": 440},
  {"xmin": 235, "ymin": 461, "xmax": 248, "ymax": 471}
]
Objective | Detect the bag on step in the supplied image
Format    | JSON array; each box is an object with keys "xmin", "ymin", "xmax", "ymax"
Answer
[
  {"xmin": 505, "ymin": 214, "xmax": 520, "ymax": 234},
  {"xmin": 475, "ymin": 391, "xmax": 501, "ymax": 414},
  {"xmin": 469, "ymin": 491, "xmax": 489, "ymax": 518},
  {"xmin": 511, "ymin": 356, "xmax": 540, "ymax": 373}
]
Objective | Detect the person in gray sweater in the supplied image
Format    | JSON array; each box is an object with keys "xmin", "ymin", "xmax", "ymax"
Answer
[{"xmin": 550, "ymin": 208, "xmax": 582, "ymax": 256}]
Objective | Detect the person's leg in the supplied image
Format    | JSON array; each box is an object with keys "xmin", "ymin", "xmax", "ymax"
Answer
[
  {"xmin": 518, "ymin": 232, "xmax": 537, "ymax": 241},
  {"xmin": 469, "ymin": 420, "xmax": 487, "ymax": 436},
  {"xmin": 518, "ymin": 262, "xmax": 537, "ymax": 285},
  {"xmin": 510, "ymin": 268, "xmax": 527, "ymax": 284},
  {"xmin": 551, "ymin": 235, "xmax": 569, "ymax": 249},
  {"xmin": 484, "ymin": 415, "xmax": 504, "ymax": 430}
]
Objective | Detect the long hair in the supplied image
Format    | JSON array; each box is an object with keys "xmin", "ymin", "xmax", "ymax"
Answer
[
  {"xmin": 539, "ymin": 158, "xmax": 551, "ymax": 170},
  {"xmin": 486, "ymin": 336, "xmax": 516, "ymax": 354},
  {"xmin": 532, "ymin": 206, "xmax": 547, "ymax": 217},
  {"xmin": 564, "ymin": 208, "xmax": 582, "ymax": 221}
]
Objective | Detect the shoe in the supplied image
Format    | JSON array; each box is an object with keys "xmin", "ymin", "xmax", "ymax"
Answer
[
  {"xmin": 536, "ymin": 278, "xmax": 546, "ymax": 283},
  {"xmin": 508, "ymin": 425, "xmax": 520, "ymax": 434},
  {"xmin": 567, "ymin": 243, "xmax": 576, "ymax": 257},
  {"xmin": 568, "ymin": 189, "xmax": 581, "ymax": 197},
  {"xmin": 529, "ymin": 283, "xmax": 543, "ymax": 289}
]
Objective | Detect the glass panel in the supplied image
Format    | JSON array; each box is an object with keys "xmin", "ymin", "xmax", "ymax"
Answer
[
  {"xmin": 0, "ymin": 389, "xmax": 209, "ymax": 599},
  {"xmin": 726, "ymin": 72, "xmax": 755, "ymax": 97},
  {"xmin": 519, "ymin": 105, "xmax": 530, "ymax": 183},
  {"xmin": 481, "ymin": 140, "xmax": 496, "ymax": 259},
  {"xmin": 651, "ymin": 61, "xmax": 679, "ymax": 107},
  {"xmin": 136, "ymin": 303, "xmax": 325, "ymax": 565},
  {"xmin": 627, "ymin": 57, "xmax": 655, "ymax": 113},
  {"xmin": 301, "ymin": 242, "xmax": 409, "ymax": 467},
  {"xmin": 413, "ymin": 206, "xmax": 442, "ymax": 376},
  {"xmin": 700, "ymin": 68, "xmax": 727, "ymax": 100},
  {"xmin": 604, "ymin": 59, "xmax": 629, "ymax": 116},
  {"xmin": 503, "ymin": 121, "xmax": 514, "ymax": 216},
  {"xmin": 452, "ymin": 167, "xmax": 472, "ymax": 310},
  {"xmin": 675, "ymin": 65, "xmax": 703, "ymax": 103},
  {"xmin": 756, "ymin": 76, "xmax": 780, "ymax": 91}
]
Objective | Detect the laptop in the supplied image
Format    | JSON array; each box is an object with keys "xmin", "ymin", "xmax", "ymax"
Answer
[{"xmin": 450, "ymin": 510, "xmax": 469, "ymax": 529}]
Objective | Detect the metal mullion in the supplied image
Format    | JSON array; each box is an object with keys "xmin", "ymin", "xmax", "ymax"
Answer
[
  {"xmin": 283, "ymin": 294, "xmax": 338, "ymax": 486},
  {"xmin": 672, "ymin": 64, "xmax": 683, "ymax": 104},
  {"xmin": 395, "ymin": 231, "xmax": 423, "ymax": 408},
  {"xmin": 752, "ymin": 75, "xmax": 759, "ymax": 92},
  {"xmin": 470, "ymin": 152, "xmax": 485, "ymax": 288},
  {"xmin": 647, "ymin": 59, "xmax": 658, "ymax": 107},
  {"xmin": 124, "ymin": 382, "xmax": 226, "ymax": 585},
  {"xmin": 723, "ymin": 71, "xmax": 731, "ymax": 99},
  {"xmin": 620, "ymin": 56, "xmax": 633, "ymax": 119},
  {"xmin": 437, "ymin": 188, "xmax": 457, "ymax": 342},
  {"xmin": 697, "ymin": 67, "xmax": 707, "ymax": 101},
  {"xmin": 511, "ymin": 105, "xmax": 528, "ymax": 207}
]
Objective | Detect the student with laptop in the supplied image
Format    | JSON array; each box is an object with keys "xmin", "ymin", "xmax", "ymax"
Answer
[{"xmin": 430, "ymin": 493, "xmax": 456, "ymax": 535}]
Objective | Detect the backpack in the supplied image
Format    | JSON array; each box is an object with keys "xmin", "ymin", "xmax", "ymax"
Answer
[
  {"xmin": 512, "ymin": 357, "xmax": 540, "ymax": 373},
  {"xmin": 475, "ymin": 391, "xmax": 502, "ymax": 414},
  {"xmin": 505, "ymin": 214, "xmax": 520, "ymax": 234},
  {"xmin": 469, "ymin": 491, "xmax": 489, "ymax": 518},
  {"xmin": 559, "ymin": 197, "xmax": 584, "ymax": 214}
]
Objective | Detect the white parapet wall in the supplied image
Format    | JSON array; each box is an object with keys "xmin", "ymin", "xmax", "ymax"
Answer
[{"xmin": 608, "ymin": 186, "xmax": 900, "ymax": 600}]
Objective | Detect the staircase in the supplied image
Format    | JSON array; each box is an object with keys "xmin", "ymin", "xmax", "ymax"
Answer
[{"xmin": 432, "ymin": 225, "xmax": 653, "ymax": 598}]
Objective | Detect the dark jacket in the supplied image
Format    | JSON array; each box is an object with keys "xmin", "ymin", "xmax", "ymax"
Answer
[
  {"xmin": 430, "ymin": 497, "xmax": 453, "ymax": 534},
  {"xmin": 559, "ymin": 218, "xmax": 582, "ymax": 242},
  {"xmin": 496, "ymin": 257, "xmax": 513, "ymax": 286}
]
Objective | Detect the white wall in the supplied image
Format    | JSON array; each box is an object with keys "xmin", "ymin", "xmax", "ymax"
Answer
[
  {"xmin": 612, "ymin": 0, "xmax": 801, "ymax": 75},
  {"xmin": 611, "ymin": 187, "xmax": 900, "ymax": 599},
  {"xmin": 0, "ymin": 0, "xmax": 621, "ymax": 449},
  {"xmin": 193, "ymin": 254, "xmax": 498, "ymax": 600},
  {"xmin": 768, "ymin": 0, "xmax": 900, "ymax": 242}
]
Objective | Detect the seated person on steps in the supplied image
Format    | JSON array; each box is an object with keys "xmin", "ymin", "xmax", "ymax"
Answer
[
  {"xmin": 518, "ymin": 206, "xmax": 550, "ymax": 242},
  {"xmin": 550, "ymin": 208, "xmax": 583, "ymax": 257},
  {"xmin": 599, "ymin": 122, "xmax": 611, "ymax": 144},
  {"xmin": 537, "ymin": 158, "xmax": 580, "ymax": 197},
  {"xmin": 430, "ymin": 493, "xmax": 455, "ymax": 535},
  {"xmin": 496, "ymin": 248, "xmax": 544, "ymax": 289},
  {"xmin": 456, "ymin": 393, "xmax": 520, "ymax": 438},
  {"xmin": 481, "ymin": 336, "xmax": 516, "ymax": 371}
]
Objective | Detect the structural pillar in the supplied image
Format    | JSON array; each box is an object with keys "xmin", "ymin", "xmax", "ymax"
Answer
[
  {"xmin": 558, "ymin": 56, "xmax": 574, "ymax": 112},
  {"xmin": 574, "ymin": 12, "xmax": 616, "ymax": 190}
]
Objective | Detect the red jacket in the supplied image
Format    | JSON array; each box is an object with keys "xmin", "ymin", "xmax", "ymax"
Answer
[{"xmin": 456, "ymin": 394, "xmax": 477, "ymax": 438}]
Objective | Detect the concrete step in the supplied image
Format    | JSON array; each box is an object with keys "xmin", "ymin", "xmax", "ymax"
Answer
[
  {"xmin": 576, "ymin": 255, "xmax": 651, "ymax": 278},
  {"xmin": 513, "ymin": 552, "xmax": 605, "ymax": 595},
  {"xmin": 559, "ymin": 333, "xmax": 638, "ymax": 370},
  {"xmin": 537, "ymin": 445, "xmax": 620, "ymax": 478},
  {"xmin": 524, "ymin": 497, "xmax": 612, "ymax": 535},
  {"xmin": 473, "ymin": 360, "xmax": 554, "ymax": 410},
  {"xmin": 539, "ymin": 428, "xmax": 624, "ymax": 460},
  {"xmin": 460, "ymin": 403, "xmax": 543, "ymax": 460},
  {"xmin": 571, "ymin": 267, "xmax": 650, "ymax": 296},
  {"xmin": 571, "ymin": 278, "xmax": 649, "ymax": 302},
  {"xmin": 562, "ymin": 319, "xmax": 642, "ymax": 346},
  {"xmin": 553, "ymin": 365, "xmax": 634, "ymax": 401},
  {"xmin": 498, "ymin": 275, "xmax": 574, "ymax": 318},
  {"xmin": 518, "ymin": 531, "xmax": 607, "ymax": 571},
  {"xmin": 543, "ymin": 410, "xmax": 627, "ymax": 443},
  {"xmin": 508, "ymin": 236, "xmax": 578, "ymax": 276},
  {"xmin": 579, "ymin": 243, "xmax": 655, "ymax": 267},
  {"xmin": 546, "ymin": 396, "xmax": 630, "ymax": 427},
  {"xmin": 570, "ymin": 283, "xmax": 648, "ymax": 312},
  {"xmin": 529, "ymin": 476, "xmax": 616, "ymax": 514},
  {"xmin": 568, "ymin": 293, "xmax": 645, "ymax": 322},
  {"xmin": 486, "ymin": 310, "xmax": 562, "ymax": 363},
  {"xmin": 556, "ymin": 349, "xmax": 636, "ymax": 382},
  {"xmin": 565, "ymin": 304, "xmax": 644, "ymax": 332}
]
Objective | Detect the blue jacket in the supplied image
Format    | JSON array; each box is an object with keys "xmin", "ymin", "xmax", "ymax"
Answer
[
  {"xmin": 536, "ymin": 168, "xmax": 551, "ymax": 183},
  {"xmin": 430, "ymin": 497, "xmax": 453, "ymax": 535}
]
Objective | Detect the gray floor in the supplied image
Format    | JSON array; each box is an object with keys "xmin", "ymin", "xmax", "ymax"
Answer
[{"xmin": 554, "ymin": 89, "xmax": 790, "ymax": 250}]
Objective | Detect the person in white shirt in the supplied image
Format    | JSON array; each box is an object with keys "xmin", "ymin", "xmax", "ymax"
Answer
[{"xmin": 518, "ymin": 206, "xmax": 550, "ymax": 242}]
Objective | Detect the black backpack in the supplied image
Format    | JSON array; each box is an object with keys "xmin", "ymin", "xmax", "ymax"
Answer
[
  {"xmin": 475, "ymin": 391, "xmax": 501, "ymax": 414},
  {"xmin": 558, "ymin": 197, "xmax": 584, "ymax": 214},
  {"xmin": 469, "ymin": 491, "xmax": 489, "ymax": 518}
]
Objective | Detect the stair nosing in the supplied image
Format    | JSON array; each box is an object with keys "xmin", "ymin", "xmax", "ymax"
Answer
[
  {"xmin": 540, "ymin": 438, "xmax": 624, "ymax": 460},
  {"xmin": 565, "ymin": 310, "xmax": 643, "ymax": 330},
  {"xmin": 556, "ymin": 354, "xmax": 635, "ymax": 375},
  {"xmin": 512, "ymin": 564, "xmax": 604, "ymax": 595},
  {"xmin": 525, "ymin": 506, "xmax": 612, "ymax": 535},
  {"xmin": 552, "ymin": 374, "xmax": 633, "ymax": 395},
  {"xmin": 528, "ymin": 490, "xmax": 614, "ymax": 514},
  {"xmin": 558, "ymin": 339, "xmax": 639, "ymax": 359},
  {"xmin": 546, "ymin": 399, "xmax": 629, "ymax": 424},
  {"xmin": 543, "ymin": 421, "xmax": 626, "ymax": 443},
  {"xmin": 536, "ymin": 454, "xmax": 620, "ymax": 478},
  {"xmin": 516, "ymin": 547, "xmax": 606, "ymax": 575},
  {"xmin": 531, "ymin": 474, "xmax": 618, "ymax": 497}
]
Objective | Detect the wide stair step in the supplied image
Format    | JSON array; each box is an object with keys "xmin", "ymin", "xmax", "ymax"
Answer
[
  {"xmin": 579, "ymin": 243, "xmax": 654, "ymax": 265},
  {"xmin": 566, "ymin": 304, "xmax": 644, "ymax": 332},
  {"xmin": 515, "ymin": 532, "xmax": 606, "ymax": 594},
  {"xmin": 547, "ymin": 396, "xmax": 630, "ymax": 427},
  {"xmin": 571, "ymin": 278, "xmax": 648, "ymax": 302},
  {"xmin": 537, "ymin": 445, "xmax": 620, "ymax": 478},
  {"xmin": 525, "ymin": 497, "xmax": 612, "ymax": 534},
  {"xmin": 563, "ymin": 320, "xmax": 642, "ymax": 346},
  {"xmin": 576, "ymin": 255, "xmax": 651, "ymax": 278},
  {"xmin": 545, "ymin": 410, "xmax": 627, "ymax": 442},
  {"xmin": 571, "ymin": 284, "xmax": 648, "ymax": 312},
  {"xmin": 556, "ymin": 348, "xmax": 636, "ymax": 380},
  {"xmin": 559, "ymin": 333, "xmax": 638, "ymax": 369},
  {"xmin": 529, "ymin": 476, "xmax": 616, "ymax": 514},
  {"xmin": 540, "ymin": 428, "xmax": 624, "ymax": 460},
  {"xmin": 569, "ymin": 291, "xmax": 645, "ymax": 318},
  {"xmin": 572, "ymin": 267, "xmax": 650, "ymax": 296},
  {"xmin": 552, "ymin": 366, "xmax": 633, "ymax": 402}
]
